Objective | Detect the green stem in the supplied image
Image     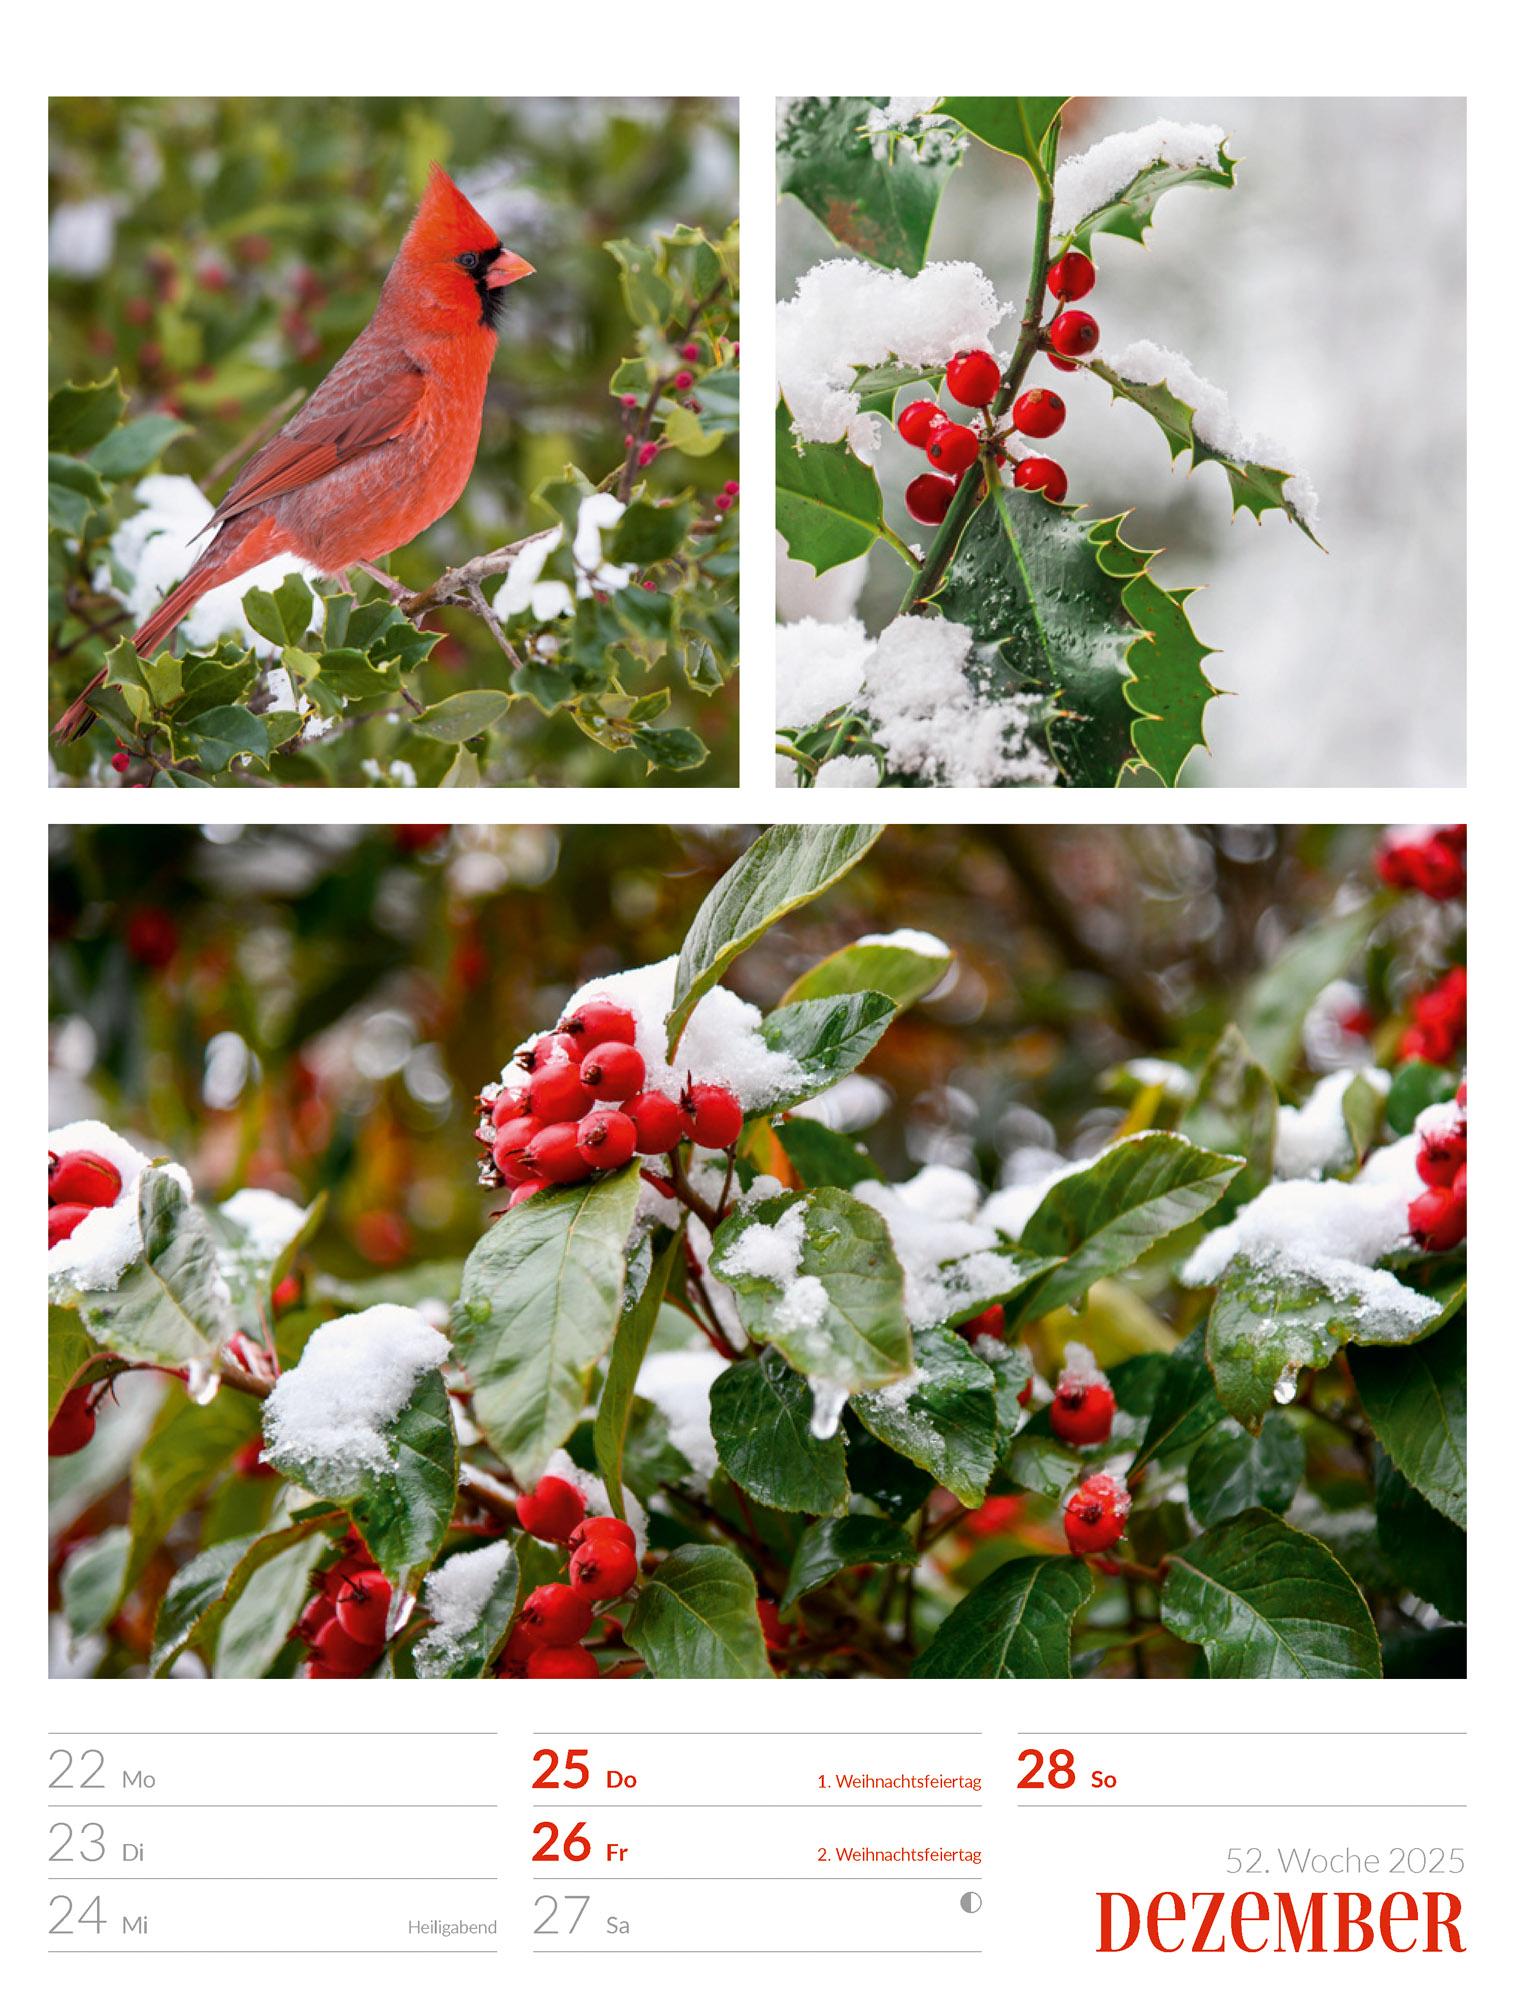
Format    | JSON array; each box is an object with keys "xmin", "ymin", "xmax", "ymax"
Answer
[{"xmin": 898, "ymin": 152, "xmax": 1060, "ymax": 615}]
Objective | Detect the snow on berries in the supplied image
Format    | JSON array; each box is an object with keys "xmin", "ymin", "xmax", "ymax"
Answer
[
  {"xmin": 47, "ymin": 1118, "xmax": 189, "ymax": 1295},
  {"xmin": 1063, "ymin": 1471, "xmax": 1131, "ymax": 1556},
  {"xmin": 1048, "ymin": 1342, "xmax": 1117, "ymax": 1447}
]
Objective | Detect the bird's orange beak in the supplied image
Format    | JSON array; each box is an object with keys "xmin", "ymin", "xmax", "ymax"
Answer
[{"xmin": 486, "ymin": 249, "xmax": 535, "ymax": 290}]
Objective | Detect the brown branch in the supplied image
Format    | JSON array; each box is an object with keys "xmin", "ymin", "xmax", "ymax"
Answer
[{"xmin": 395, "ymin": 528, "xmax": 559, "ymax": 617}]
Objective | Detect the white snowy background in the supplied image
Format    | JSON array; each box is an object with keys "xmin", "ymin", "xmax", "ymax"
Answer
[{"xmin": 777, "ymin": 97, "xmax": 1466, "ymax": 787}]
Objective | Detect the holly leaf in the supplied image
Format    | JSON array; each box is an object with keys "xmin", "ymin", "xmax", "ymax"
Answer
[
  {"xmin": 411, "ymin": 691, "xmax": 512, "ymax": 743},
  {"xmin": 709, "ymin": 1348, "xmax": 849, "ymax": 1516},
  {"xmin": 49, "ymin": 455, "xmax": 109, "ymax": 534},
  {"xmin": 1099, "ymin": 539, "xmax": 1221, "ymax": 785},
  {"xmin": 1090, "ymin": 358, "xmax": 1322, "ymax": 546},
  {"xmin": 1354, "ymin": 1323, "xmax": 1466, "ymax": 1529},
  {"xmin": 911, "ymin": 1554, "xmax": 1095, "ymax": 1678},
  {"xmin": 178, "ymin": 704, "xmax": 271, "ymax": 776},
  {"xmin": 241, "ymin": 573, "xmax": 315, "ymax": 650},
  {"xmin": 780, "ymin": 933, "xmax": 952, "ymax": 1011},
  {"xmin": 669, "ymin": 821, "xmax": 883, "ymax": 1052},
  {"xmin": 852, "ymin": 1325, "xmax": 998, "ymax": 1507},
  {"xmin": 751, "ymin": 992, "xmax": 897, "ymax": 1114},
  {"xmin": 710, "ymin": 1187, "xmax": 913, "ymax": 1398},
  {"xmin": 1161, "ymin": 1511, "xmax": 1381, "ymax": 1678},
  {"xmin": 88, "ymin": 413, "xmax": 192, "ymax": 481},
  {"xmin": 777, "ymin": 96, "xmax": 961, "ymax": 274},
  {"xmin": 455, "ymin": 1164, "xmax": 643, "ymax": 1485},
  {"xmin": 937, "ymin": 97, "xmax": 1069, "ymax": 177},
  {"xmin": 625, "ymin": 1545, "xmax": 775, "ymax": 1679},
  {"xmin": 1059, "ymin": 142, "xmax": 1238, "ymax": 254},
  {"xmin": 781, "ymin": 1516, "xmax": 915, "ymax": 1611},
  {"xmin": 49, "ymin": 373, "xmax": 128, "ymax": 454},
  {"xmin": 776, "ymin": 399, "xmax": 885, "ymax": 576}
]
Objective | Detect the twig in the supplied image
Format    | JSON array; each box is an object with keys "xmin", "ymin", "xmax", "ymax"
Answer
[{"xmin": 396, "ymin": 529, "xmax": 559, "ymax": 617}]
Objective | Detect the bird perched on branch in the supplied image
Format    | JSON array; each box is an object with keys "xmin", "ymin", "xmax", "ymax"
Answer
[{"xmin": 55, "ymin": 164, "xmax": 533, "ymax": 743}]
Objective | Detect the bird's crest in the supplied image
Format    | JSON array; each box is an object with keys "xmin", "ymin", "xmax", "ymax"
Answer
[{"xmin": 402, "ymin": 163, "xmax": 501, "ymax": 262}]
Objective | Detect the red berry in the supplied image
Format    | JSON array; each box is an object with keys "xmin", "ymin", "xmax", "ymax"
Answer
[
  {"xmin": 517, "ymin": 1032, "xmax": 579, "ymax": 1074},
  {"xmin": 714, "ymin": 495, "xmax": 732, "ymax": 512},
  {"xmin": 675, "ymin": 370, "xmax": 694, "ymax": 390},
  {"xmin": 723, "ymin": 480, "xmax": 740, "ymax": 496},
  {"xmin": 492, "ymin": 1115, "xmax": 541, "ymax": 1182},
  {"xmin": 1047, "ymin": 310, "xmax": 1099, "ymax": 359},
  {"xmin": 272, "ymin": 1274, "xmax": 301, "ymax": 1313},
  {"xmin": 1046, "ymin": 250, "xmax": 1096, "ymax": 301},
  {"xmin": 945, "ymin": 349, "xmax": 1002, "ymax": 408},
  {"xmin": 579, "ymin": 1040, "xmax": 646, "ymax": 1102},
  {"xmin": 508, "ymin": 1178, "xmax": 549, "ymax": 1208},
  {"xmin": 309, "ymin": 1614, "xmax": 381, "ymax": 1677},
  {"xmin": 757, "ymin": 1600, "xmax": 792, "ymax": 1654},
  {"xmin": 527, "ymin": 1643, "xmax": 599, "ymax": 1679},
  {"xmin": 1457, "ymin": 1078, "xmax": 1468, "ymax": 1111},
  {"xmin": 1013, "ymin": 457, "xmax": 1069, "ymax": 503},
  {"xmin": 48, "ymin": 1386, "xmax": 97, "ymax": 1457},
  {"xmin": 526, "ymin": 1121, "xmax": 594, "ymax": 1185},
  {"xmin": 560, "ymin": 996, "xmax": 639, "ymax": 1055},
  {"xmin": 897, "ymin": 399, "xmax": 947, "ymax": 447},
  {"xmin": 925, "ymin": 422, "xmax": 980, "ymax": 475},
  {"xmin": 1047, "ymin": 355, "xmax": 1078, "ymax": 374},
  {"xmin": 682, "ymin": 1082, "xmax": 743, "ymax": 1150},
  {"xmin": 1408, "ymin": 1184, "xmax": 1465, "ymax": 1253},
  {"xmin": 519, "ymin": 1582, "xmax": 594, "ymax": 1645},
  {"xmin": 620, "ymin": 392, "xmax": 638, "ymax": 408},
  {"xmin": 49, "ymin": 1150, "xmax": 123, "ymax": 1209},
  {"xmin": 904, "ymin": 473, "xmax": 956, "ymax": 525},
  {"xmin": 1011, "ymin": 387, "xmax": 1066, "ymax": 438},
  {"xmin": 49, "ymin": 1203, "xmax": 93, "ymax": 1248},
  {"xmin": 498, "ymin": 1627, "xmax": 539, "ymax": 1676},
  {"xmin": 125, "ymin": 906, "xmax": 177, "ymax": 968},
  {"xmin": 331, "ymin": 1567, "xmax": 392, "ymax": 1646},
  {"xmin": 568, "ymin": 1516, "xmax": 637, "ymax": 1554},
  {"xmin": 569, "ymin": 1537, "xmax": 640, "ymax": 1600},
  {"xmin": 577, "ymin": 1109, "xmax": 638, "ymax": 1170},
  {"xmin": 1415, "ymin": 1126, "xmax": 1466, "ymax": 1189},
  {"xmin": 680, "ymin": 342, "xmax": 700, "ymax": 362},
  {"xmin": 959, "ymin": 1304, "xmax": 1005, "ymax": 1341},
  {"xmin": 1063, "ymin": 1472, "xmax": 1131, "ymax": 1555},
  {"xmin": 638, "ymin": 442, "xmax": 659, "ymax": 466},
  {"xmin": 517, "ymin": 1474, "xmax": 586, "ymax": 1544},
  {"xmin": 526, "ymin": 1061, "xmax": 593, "ymax": 1124},
  {"xmin": 111, "ymin": 751, "xmax": 130, "ymax": 773},
  {"xmin": 1048, "ymin": 1348, "xmax": 1116, "ymax": 1447}
]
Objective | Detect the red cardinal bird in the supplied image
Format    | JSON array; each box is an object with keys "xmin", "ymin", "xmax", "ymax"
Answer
[{"xmin": 55, "ymin": 164, "xmax": 533, "ymax": 742}]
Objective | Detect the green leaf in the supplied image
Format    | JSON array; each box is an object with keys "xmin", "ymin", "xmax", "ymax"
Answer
[
  {"xmin": 49, "ymin": 454, "xmax": 109, "ymax": 534},
  {"xmin": 180, "ymin": 704, "xmax": 271, "ymax": 775},
  {"xmin": 594, "ymin": 1232, "xmax": 683, "ymax": 1519},
  {"xmin": 241, "ymin": 573, "xmax": 314, "ymax": 650},
  {"xmin": 1061, "ymin": 142, "xmax": 1238, "ymax": 253},
  {"xmin": 1237, "ymin": 898, "xmax": 1388, "ymax": 1081},
  {"xmin": 609, "ymin": 499, "xmax": 695, "ymax": 565},
  {"xmin": 212, "ymin": 1527, "xmax": 318, "ymax": 1680},
  {"xmin": 1129, "ymin": 1325, "xmax": 1224, "ymax": 1474},
  {"xmin": 669, "ymin": 822, "xmax": 883, "ymax": 1053},
  {"xmin": 781, "ymin": 1515, "xmax": 915, "ymax": 1611},
  {"xmin": 1374, "ymin": 1453, "xmax": 1465, "ymax": 1621},
  {"xmin": 708, "ymin": 1348, "xmax": 849, "ymax": 1515},
  {"xmin": 1181, "ymin": 1025, "xmax": 1277, "ymax": 1212},
  {"xmin": 1207, "ymin": 1254, "xmax": 1438, "ymax": 1431},
  {"xmin": 88, "ymin": 413, "xmax": 192, "ymax": 481},
  {"xmin": 1015, "ymin": 1133, "xmax": 1241, "ymax": 1318},
  {"xmin": 1090, "ymin": 358, "xmax": 1321, "ymax": 545},
  {"xmin": 60, "ymin": 1528, "xmax": 131, "ymax": 1642},
  {"xmin": 780, "ymin": 934, "xmax": 952, "ymax": 1011},
  {"xmin": 455, "ymin": 1165, "xmax": 643, "ymax": 1485},
  {"xmin": 49, "ymin": 1310, "xmax": 95, "ymax": 1424},
  {"xmin": 263, "ymin": 1366, "xmax": 456, "ymax": 1599},
  {"xmin": 411, "ymin": 690, "xmax": 512, "ymax": 742},
  {"xmin": 776, "ymin": 399, "xmax": 885, "ymax": 575},
  {"xmin": 1386, "ymin": 1061, "xmax": 1459, "ymax": 1135},
  {"xmin": 633, "ymin": 725, "xmax": 708, "ymax": 773},
  {"xmin": 777, "ymin": 96, "xmax": 962, "ymax": 274},
  {"xmin": 49, "ymin": 373, "xmax": 128, "ymax": 454},
  {"xmin": 752, "ymin": 992, "xmax": 897, "ymax": 1113},
  {"xmin": 853, "ymin": 1326, "xmax": 998, "ymax": 1506},
  {"xmin": 126, "ymin": 1388, "xmax": 262, "ymax": 1590},
  {"xmin": 1187, "ymin": 1413, "xmax": 1304, "ymax": 1526},
  {"xmin": 773, "ymin": 1116, "xmax": 880, "ymax": 1193},
  {"xmin": 710, "ymin": 1186, "xmax": 912, "ymax": 1396},
  {"xmin": 1161, "ymin": 1511, "xmax": 1382, "ymax": 1678},
  {"xmin": 625, "ymin": 1545, "xmax": 775, "ymax": 1678},
  {"xmin": 70, "ymin": 1169, "xmax": 232, "ymax": 1366},
  {"xmin": 937, "ymin": 97, "xmax": 1069, "ymax": 177},
  {"xmin": 1354, "ymin": 1323, "xmax": 1466, "ymax": 1529},
  {"xmin": 911, "ymin": 1554, "xmax": 1095, "ymax": 1678},
  {"xmin": 414, "ymin": 1541, "xmax": 522, "ymax": 1679},
  {"xmin": 150, "ymin": 1515, "xmax": 335, "ymax": 1676},
  {"xmin": 1118, "ymin": 567, "xmax": 1222, "ymax": 785}
]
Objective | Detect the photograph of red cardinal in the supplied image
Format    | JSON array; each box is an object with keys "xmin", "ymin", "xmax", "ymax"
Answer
[{"xmin": 54, "ymin": 164, "xmax": 533, "ymax": 742}]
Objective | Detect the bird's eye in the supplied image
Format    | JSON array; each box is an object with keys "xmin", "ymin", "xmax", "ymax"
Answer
[{"xmin": 458, "ymin": 251, "xmax": 480, "ymax": 272}]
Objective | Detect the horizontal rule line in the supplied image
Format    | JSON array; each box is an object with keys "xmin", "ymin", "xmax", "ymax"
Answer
[
  {"xmin": 531, "ymin": 1732, "xmax": 982, "ymax": 1738},
  {"xmin": 533, "ymin": 1875, "xmax": 984, "ymax": 1882},
  {"xmin": 40, "ymin": 1803, "xmax": 497, "ymax": 1810},
  {"xmin": 1016, "ymin": 1803, "xmax": 1467, "ymax": 1810},
  {"xmin": 46, "ymin": 1732, "xmax": 499, "ymax": 1738},
  {"xmin": 49, "ymin": 1876, "xmax": 499, "ymax": 1883},
  {"xmin": 1014, "ymin": 1732, "xmax": 1468, "ymax": 1738}
]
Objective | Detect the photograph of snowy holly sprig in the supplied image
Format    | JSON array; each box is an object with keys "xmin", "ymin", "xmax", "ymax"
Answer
[
  {"xmin": 49, "ymin": 821, "xmax": 1464, "ymax": 1679},
  {"xmin": 776, "ymin": 96, "xmax": 1467, "ymax": 788}
]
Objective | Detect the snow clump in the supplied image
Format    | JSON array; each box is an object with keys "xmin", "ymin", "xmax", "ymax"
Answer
[{"xmin": 261, "ymin": 1306, "xmax": 451, "ymax": 1488}]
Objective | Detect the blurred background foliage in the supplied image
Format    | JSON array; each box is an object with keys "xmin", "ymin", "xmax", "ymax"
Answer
[
  {"xmin": 51, "ymin": 821, "xmax": 1435, "ymax": 1288},
  {"xmin": 48, "ymin": 96, "xmax": 739, "ymax": 785}
]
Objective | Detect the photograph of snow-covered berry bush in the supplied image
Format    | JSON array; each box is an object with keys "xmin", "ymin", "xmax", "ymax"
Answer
[
  {"xmin": 49, "ymin": 821, "xmax": 1465, "ymax": 1679},
  {"xmin": 776, "ymin": 97, "xmax": 1465, "ymax": 788}
]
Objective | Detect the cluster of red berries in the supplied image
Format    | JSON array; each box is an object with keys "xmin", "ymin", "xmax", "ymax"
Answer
[
  {"xmin": 1408, "ymin": 1081, "xmax": 1467, "ymax": 1255},
  {"xmin": 296, "ymin": 1540, "xmax": 393, "ymax": 1679},
  {"xmin": 48, "ymin": 1147, "xmax": 123, "ymax": 1249},
  {"xmin": 1376, "ymin": 825, "xmax": 1466, "ymax": 902},
  {"xmin": 500, "ymin": 1475, "xmax": 640, "ymax": 1680},
  {"xmin": 1062, "ymin": 1470, "xmax": 1131, "ymax": 1556},
  {"xmin": 895, "ymin": 250, "xmax": 1099, "ymax": 527},
  {"xmin": 1398, "ymin": 964, "xmax": 1466, "ymax": 1067},
  {"xmin": 477, "ymin": 993, "xmax": 743, "ymax": 1208}
]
